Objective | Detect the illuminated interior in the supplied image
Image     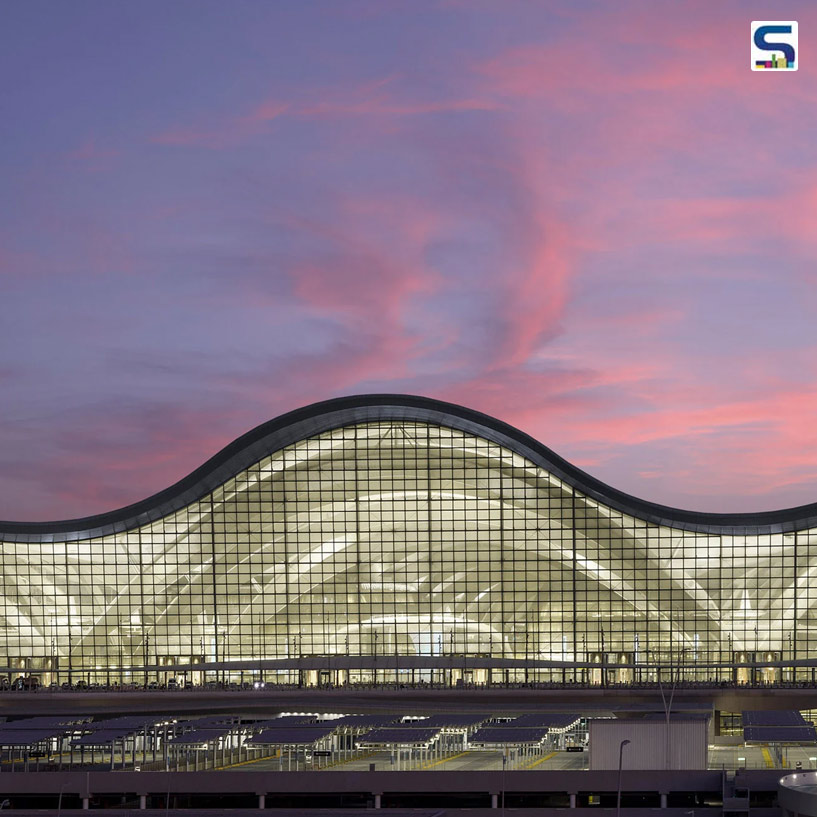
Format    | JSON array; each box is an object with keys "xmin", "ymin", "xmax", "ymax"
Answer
[{"xmin": 0, "ymin": 397, "xmax": 813, "ymax": 685}]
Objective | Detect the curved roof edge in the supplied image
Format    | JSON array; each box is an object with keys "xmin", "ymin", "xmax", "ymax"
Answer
[{"xmin": 2, "ymin": 393, "xmax": 817, "ymax": 541}]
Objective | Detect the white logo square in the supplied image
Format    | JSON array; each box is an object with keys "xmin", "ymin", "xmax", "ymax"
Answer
[{"xmin": 751, "ymin": 21, "xmax": 798, "ymax": 70}]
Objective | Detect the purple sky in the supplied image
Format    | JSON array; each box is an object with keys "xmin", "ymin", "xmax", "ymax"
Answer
[{"xmin": 3, "ymin": 0, "xmax": 817, "ymax": 521}]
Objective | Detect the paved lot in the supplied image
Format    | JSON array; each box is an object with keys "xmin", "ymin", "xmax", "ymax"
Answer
[
  {"xmin": 6, "ymin": 742, "xmax": 817, "ymax": 773},
  {"xmin": 6, "ymin": 740, "xmax": 817, "ymax": 774},
  {"xmin": 710, "ymin": 743, "xmax": 817, "ymax": 770},
  {"xmin": 230, "ymin": 748, "xmax": 589, "ymax": 772},
  {"xmin": 228, "ymin": 744, "xmax": 817, "ymax": 773}
]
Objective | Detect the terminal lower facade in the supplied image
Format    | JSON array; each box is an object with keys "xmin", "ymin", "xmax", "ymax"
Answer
[{"xmin": 0, "ymin": 394, "xmax": 814, "ymax": 687}]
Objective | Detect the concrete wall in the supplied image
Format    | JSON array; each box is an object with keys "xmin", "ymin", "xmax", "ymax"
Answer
[
  {"xmin": 779, "ymin": 771, "xmax": 817, "ymax": 817},
  {"xmin": 0, "ymin": 768, "xmax": 787, "ymax": 814},
  {"xmin": 589, "ymin": 719, "xmax": 708, "ymax": 770}
]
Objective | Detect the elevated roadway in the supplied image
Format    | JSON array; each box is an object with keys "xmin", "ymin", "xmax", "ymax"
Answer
[{"xmin": 0, "ymin": 685, "xmax": 816, "ymax": 718}]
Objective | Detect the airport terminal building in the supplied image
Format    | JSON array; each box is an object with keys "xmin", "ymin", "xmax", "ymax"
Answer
[{"xmin": 0, "ymin": 394, "xmax": 814, "ymax": 687}]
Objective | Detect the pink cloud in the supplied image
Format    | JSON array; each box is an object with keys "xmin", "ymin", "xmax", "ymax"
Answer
[
  {"xmin": 475, "ymin": 4, "xmax": 817, "ymax": 103},
  {"xmin": 623, "ymin": 175, "xmax": 817, "ymax": 253},
  {"xmin": 289, "ymin": 196, "xmax": 439, "ymax": 319},
  {"xmin": 4, "ymin": 403, "xmax": 246, "ymax": 522},
  {"xmin": 527, "ymin": 375, "xmax": 817, "ymax": 508},
  {"xmin": 471, "ymin": 4, "xmax": 817, "ymax": 195},
  {"xmin": 11, "ymin": 2, "xmax": 817, "ymax": 520}
]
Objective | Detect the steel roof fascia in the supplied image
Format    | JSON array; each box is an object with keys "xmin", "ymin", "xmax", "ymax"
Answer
[{"xmin": 2, "ymin": 393, "xmax": 817, "ymax": 540}]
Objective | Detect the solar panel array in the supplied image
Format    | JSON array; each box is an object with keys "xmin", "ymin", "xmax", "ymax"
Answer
[
  {"xmin": 74, "ymin": 731, "xmax": 128, "ymax": 747},
  {"xmin": 409, "ymin": 714, "xmax": 488, "ymax": 729},
  {"xmin": 0, "ymin": 714, "xmax": 333, "ymax": 750},
  {"xmin": 187, "ymin": 716, "xmax": 237, "ymax": 728},
  {"xmin": 470, "ymin": 727, "xmax": 549, "ymax": 745},
  {"xmin": 743, "ymin": 710, "xmax": 808, "ymax": 727},
  {"xmin": 744, "ymin": 726, "xmax": 817, "ymax": 743},
  {"xmin": 5, "ymin": 717, "xmax": 85, "ymax": 729},
  {"xmin": 168, "ymin": 715, "xmax": 262, "ymax": 747},
  {"xmin": 330, "ymin": 715, "xmax": 400, "ymax": 729},
  {"xmin": 0, "ymin": 711, "xmax": 578, "ymax": 750},
  {"xmin": 0, "ymin": 730, "xmax": 59, "ymax": 746},
  {"xmin": 505, "ymin": 714, "xmax": 579, "ymax": 729},
  {"xmin": 170, "ymin": 727, "xmax": 235, "ymax": 746},
  {"xmin": 0, "ymin": 716, "xmax": 89, "ymax": 747},
  {"xmin": 359, "ymin": 728, "xmax": 440, "ymax": 745},
  {"xmin": 73, "ymin": 716, "xmax": 169, "ymax": 746},
  {"xmin": 247, "ymin": 726, "xmax": 336, "ymax": 745},
  {"xmin": 252, "ymin": 716, "xmax": 315, "ymax": 728},
  {"xmin": 742, "ymin": 710, "xmax": 816, "ymax": 743}
]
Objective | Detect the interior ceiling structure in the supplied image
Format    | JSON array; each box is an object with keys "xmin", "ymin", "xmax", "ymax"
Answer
[{"xmin": 0, "ymin": 394, "xmax": 815, "ymax": 679}]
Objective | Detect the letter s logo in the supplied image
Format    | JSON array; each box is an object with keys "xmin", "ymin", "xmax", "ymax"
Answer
[
  {"xmin": 754, "ymin": 25, "xmax": 795, "ymax": 63},
  {"xmin": 751, "ymin": 21, "xmax": 798, "ymax": 70}
]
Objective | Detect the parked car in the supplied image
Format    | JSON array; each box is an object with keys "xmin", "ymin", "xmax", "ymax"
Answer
[{"xmin": 11, "ymin": 675, "xmax": 40, "ymax": 691}]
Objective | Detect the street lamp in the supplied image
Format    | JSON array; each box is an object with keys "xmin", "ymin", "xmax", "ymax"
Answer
[
  {"xmin": 57, "ymin": 783, "xmax": 66, "ymax": 817},
  {"xmin": 649, "ymin": 649, "xmax": 677, "ymax": 769},
  {"xmin": 616, "ymin": 739, "xmax": 631, "ymax": 817}
]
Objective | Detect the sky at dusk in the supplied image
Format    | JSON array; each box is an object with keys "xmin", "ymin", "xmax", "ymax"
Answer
[{"xmin": 3, "ymin": 0, "xmax": 817, "ymax": 520}]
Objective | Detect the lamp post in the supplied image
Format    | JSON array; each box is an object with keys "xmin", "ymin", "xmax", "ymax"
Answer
[
  {"xmin": 581, "ymin": 634, "xmax": 587, "ymax": 685},
  {"xmin": 144, "ymin": 633, "xmax": 150, "ymax": 689},
  {"xmin": 616, "ymin": 739, "xmax": 631, "ymax": 817},
  {"xmin": 220, "ymin": 630, "xmax": 228, "ymax": 686},
  {"xmin": 649, "ymin": 648, "xmax": 676, "ymax": 769}
]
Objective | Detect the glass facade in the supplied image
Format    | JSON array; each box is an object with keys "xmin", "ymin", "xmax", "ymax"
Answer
[{"xmin": 0, "ymin": 406, "xmax": 814, "ymax": 685}]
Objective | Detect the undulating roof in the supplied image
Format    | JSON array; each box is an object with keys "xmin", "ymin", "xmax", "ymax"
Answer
[{"xmin": 3, "ymin": 393, "xmax": 816, "ymax": 541}]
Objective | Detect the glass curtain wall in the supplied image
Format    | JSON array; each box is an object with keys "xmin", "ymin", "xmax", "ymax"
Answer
[{"xmin": 0, "ymin": 421, "xmax": 811, "ymax": 685}]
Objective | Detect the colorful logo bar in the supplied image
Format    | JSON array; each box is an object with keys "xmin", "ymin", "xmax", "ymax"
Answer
[{"xmin": 755, "ymin": 54, "xmax": 795, "ymax": 69}]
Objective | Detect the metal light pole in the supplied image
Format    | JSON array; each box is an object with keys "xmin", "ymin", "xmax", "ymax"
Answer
[
  {"xmin": 651, "ymin": 648, "xmax": 677, "ymax": 770},
  {"xmin": 616, "ymin": 739, "xmax": 631, "ymax": 817}
]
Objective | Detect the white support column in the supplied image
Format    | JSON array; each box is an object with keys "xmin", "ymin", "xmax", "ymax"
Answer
[{"xmin": 139, "ymin": 794, "xmax": 146, "ymax": 810}]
